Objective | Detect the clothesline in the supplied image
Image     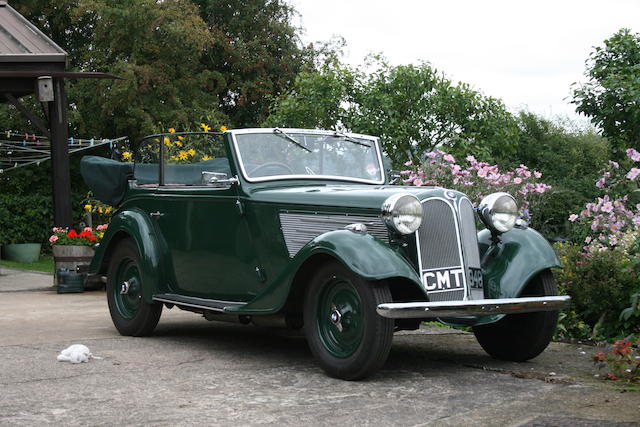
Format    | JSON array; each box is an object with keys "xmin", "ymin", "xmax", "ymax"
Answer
[{"xmin": 0, "ymin": 132, "xmax": 128, "ymax": 173}]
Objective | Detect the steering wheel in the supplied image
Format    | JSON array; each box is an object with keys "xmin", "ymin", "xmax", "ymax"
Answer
[{"xmin": 249, "ymin": 162, "xmax": 294, "ymax": 177}]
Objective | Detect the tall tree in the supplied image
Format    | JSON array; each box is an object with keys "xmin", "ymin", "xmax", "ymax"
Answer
[
  {"xmin": 10, "ymin": 0, "xmax": 226, "ymax": 142},
  {"xmin": 192, "ymin": 0, "xmax": 314, "ymax": 127},
  {"xmin": 265, "ymin": 57, "xmax": 519, "ymax": 167},
  {"xmin": 571, "ymin": 29, "xmax": 640, "ymax": 157}
]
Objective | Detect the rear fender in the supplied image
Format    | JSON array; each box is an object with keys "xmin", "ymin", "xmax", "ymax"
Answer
[{"xmin": 90, "ymin": 208, "xmax": 170, "ymax": 303}]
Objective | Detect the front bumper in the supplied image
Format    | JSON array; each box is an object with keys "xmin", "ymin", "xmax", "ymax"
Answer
[{"xmin": 376, "ymin": 296, "xmax": 570, "ymax": 319}]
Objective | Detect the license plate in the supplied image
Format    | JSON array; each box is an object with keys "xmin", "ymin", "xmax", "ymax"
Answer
[
  {"xmin": 421, "ymin": 267, "xmax": 465, "ymax": 292},
  {"xmin": 468, "ymin": 267, "xmax": 483, "ymax": 289}
]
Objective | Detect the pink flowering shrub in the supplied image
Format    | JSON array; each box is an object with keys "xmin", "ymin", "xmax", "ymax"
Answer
[
  {"xmin": 555, "ymin": 148, "xmax": 640, "ymax": 339},
  {"xmin": 400, "ymin": 151, "xmax": 551, "ymax": 222},
  {"xmin": 567, "ymin": 148, "xmax": 640, "ymax": 253}
]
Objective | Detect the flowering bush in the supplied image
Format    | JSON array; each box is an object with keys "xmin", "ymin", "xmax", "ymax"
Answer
[
  {"xmin": 568, "ymin": 148, "xmax": 640, "ymax": 252},
  {"xmin": 593, "ymin": 335, "xmax": 640, "ymax": 384},
  {"xmin": 83, "ymin": 192, "xmax": 113, "ymax": 225},
  {"xmin": 400, "ymin": 151, "xmax": 551, "ymax": 222},
  {"xmin": 122, "ymin": 123, "xmax": 229, "ymax": 165},
  {"xmin": 49, "ymin": 225, "xmax": 108, "ymax": 247},
  {"xmin": 555, "ymin": 148, "xmax": 640, "ymax": 340}
]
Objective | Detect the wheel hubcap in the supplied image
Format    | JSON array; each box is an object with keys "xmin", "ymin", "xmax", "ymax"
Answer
[
  {"xmin": 316, "ymin": 276, "xmax": 364, "ymax": 358},
  {"xmin": 113, "ymin": 259, "xmax": 142, "ymax": 319}
]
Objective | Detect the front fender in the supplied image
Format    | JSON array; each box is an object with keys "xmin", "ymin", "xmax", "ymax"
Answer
[
  {"xmin": 90, "ymin": 208, "xmax": 169, "ymax": 303},
  {"xmin": 478, "ymin": 227, "xmax": 561, "ymax": 299},
  {"xmin": 226, "ymin": 230, "xmax": 422, "ymax": 314}
]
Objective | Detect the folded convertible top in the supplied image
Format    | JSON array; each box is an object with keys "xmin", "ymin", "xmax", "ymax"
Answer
[{"xmin": 80, "ymin": 156, "xmax": 134, "ymax": 206}]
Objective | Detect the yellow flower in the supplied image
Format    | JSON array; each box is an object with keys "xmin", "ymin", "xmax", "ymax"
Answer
[
  {"xmin": 98, "ymin": 206, "xmax": 104, "ymax": 213},
  {"xmin": 219, "ymin": 125, "xmax": 228, "ymax": 132},
  {"xmin": 170, "ymin": 155, "xmax": 179, "ymax": 161},
  {"xmin": 202, "ymin": 155, "xmax": 212, "ymax": 161},
  {"xmin": 105, "ymin": 206, "xmax": 113, "ymax": 214},
  {"xmin": 168, "ymin": 128, "xmax": 176, "ymax": 133},
  {"xmin": 178, "ymin": 151, "xmax": 189, "ymax": 160},
  {"xmin": 175, "ymin": 140, "xmax": 183, "ymax": 147},
  {"xmin": 122, "ymin": 151, "xmax": 132, "ymax": 160},
  {"xmin": 187, "ymin": 148, "xmax": 196, "ymax": 156},
  {"xmin": 84, "ymin": 204, "xmax": 92, "ymax": 212},
  {"xmin": 200, "ymin": 123, "xmax": 211, "ymax": 132},
  {"xmin": 177, "ymin": 135, "xmax": 184, "ymax": 141},
  {"xmin": 164, "ymin": 137, "xmax": 172, "ymax": 146},
  {"xmin": 98, "ymin": 232, "xmax": 104, "ymax": 238}
]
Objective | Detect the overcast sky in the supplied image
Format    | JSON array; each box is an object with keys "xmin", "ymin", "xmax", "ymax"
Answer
[{"xmin": 291, "ymin": 0, "xmax": 640, "ymax": 124}]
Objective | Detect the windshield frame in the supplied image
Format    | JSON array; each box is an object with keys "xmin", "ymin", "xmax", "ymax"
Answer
[{"xmin": 229, "ymin": 128, "xmax": 386, "ymax": 184}]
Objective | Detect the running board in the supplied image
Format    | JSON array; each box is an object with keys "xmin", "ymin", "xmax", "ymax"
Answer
[
  {"xmin": 377, "ymin": 296, "xmax": 570, "ymax": 319},
  {"xmin": 153, "ymin": 293, "xmax": 245, "ymax": 313}
]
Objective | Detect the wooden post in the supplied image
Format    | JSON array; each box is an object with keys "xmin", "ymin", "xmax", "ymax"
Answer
[{"xmin": 49, "ymin": 77, "xmax": 72, "ymax": 227}]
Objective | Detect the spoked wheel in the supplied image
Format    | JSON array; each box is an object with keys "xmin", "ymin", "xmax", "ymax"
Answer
[
  {"xmin": 106, "ymin": 238, "xmax": 162, "ymax": 336},
  {"xmin": 473, "ymin": 269, "xmax": 559, "ymax": 362},
  {"xmin": 304, "ymin": 260, "xmax": 393, "ymax": 380}
]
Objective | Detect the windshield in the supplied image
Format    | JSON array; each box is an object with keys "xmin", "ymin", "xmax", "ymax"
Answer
[{"xmin": 233, "ymin": 130, "xmax": 384, "ymax": 183}]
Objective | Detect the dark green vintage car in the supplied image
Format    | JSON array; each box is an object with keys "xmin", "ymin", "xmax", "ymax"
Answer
[{"xmin": 81, "ymin": 128, "xmax": 569, "ymax": 380}]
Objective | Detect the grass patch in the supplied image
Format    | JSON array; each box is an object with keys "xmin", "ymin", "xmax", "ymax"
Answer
[{"xmin": 0, "ymin": 255, "xmax": 54, "ymax": 274}]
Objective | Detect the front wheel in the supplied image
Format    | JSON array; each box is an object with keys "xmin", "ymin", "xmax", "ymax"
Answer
[
  {"xmin": 473, "ymin": 269, "xmax": 559, "ymax": 362},
  {"xmin": 303, "ymin": 260, "xmax": 394, "ymax": 380},
  {"xmin": 106, "ymin": 238, "xmax": 162, "ymax": 336}
]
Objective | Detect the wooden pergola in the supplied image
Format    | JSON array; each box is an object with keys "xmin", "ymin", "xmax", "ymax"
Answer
[{"xmin": 0, "ymin": 0, "xmax": 116, "ymax": 227}]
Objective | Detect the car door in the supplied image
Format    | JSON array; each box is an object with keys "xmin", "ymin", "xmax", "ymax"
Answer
[{"xmin": 151, "ymin": 185, "xmax": 260, "ymax": 301}]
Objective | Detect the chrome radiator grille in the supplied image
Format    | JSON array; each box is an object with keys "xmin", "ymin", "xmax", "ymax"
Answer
[
  {"xmin": 416, "ymin": 198, "xmax": 481, "ymax": 302},
  {"xmin": 280, "ymin": 213, "xmax": 389, "ymax": 257}
]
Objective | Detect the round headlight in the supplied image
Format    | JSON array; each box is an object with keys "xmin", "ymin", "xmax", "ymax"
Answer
[
  {"xmin": 382, "ymin": 194, "xmax": 423, "ymax": 235},
  {"xmin": 478, "ymin": 192, "xmax": 518, "ymax": 233}
]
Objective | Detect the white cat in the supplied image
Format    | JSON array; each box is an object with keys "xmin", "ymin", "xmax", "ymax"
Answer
[{"xmin": 57, "ymin": 344, "xmax": 102, "ymax": 363}]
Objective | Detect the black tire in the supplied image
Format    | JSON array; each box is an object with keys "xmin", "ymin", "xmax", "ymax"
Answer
[
  {"xmin": 106, "ymin": 238, "xmax": 162, "ymax": 336},
  {"xmin": 303, "ymin": 260, "xmax": 394, "ymax": 380},
  {"xmin": 473, "ymin": 269, "xmax": 558, "ymax": 362}
]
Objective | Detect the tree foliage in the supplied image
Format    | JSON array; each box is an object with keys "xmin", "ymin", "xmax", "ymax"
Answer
[
  {"xmin": 265, "ymin": 57, "xmax": 519, "ymax": 167},
  {"xmin": 571, "ymin": 29, "xmax": 640, "ymax": 157},
  {"xmin": 499, "ymin": 112, "xmax": 610, "ymax": 237},
  {"xmin": 193, "ymin": 0, "xmax": 314, "ymax": 127},
  {"xmin": 8, "ymin": 0, "xmax": 312, "ymax": 141}
]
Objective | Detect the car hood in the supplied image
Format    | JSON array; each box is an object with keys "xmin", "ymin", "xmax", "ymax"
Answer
[{"xmin": 248, "ymin": 184, "xmax": 471, "ymax": 211}]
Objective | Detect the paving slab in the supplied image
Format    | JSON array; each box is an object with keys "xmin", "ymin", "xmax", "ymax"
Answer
[{"xmin": 0, "ymin": 270, "xmax": 638, "ymax": 426}]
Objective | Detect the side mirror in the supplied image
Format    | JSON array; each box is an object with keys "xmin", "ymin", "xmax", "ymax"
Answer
[{"xmin": 201, "ymin": 171, "xmax": 238, "ymax": 187}]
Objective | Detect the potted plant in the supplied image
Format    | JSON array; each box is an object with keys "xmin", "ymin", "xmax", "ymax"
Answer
[{"xmin": 49, "ymin": 225, "xmax": 108, "ymax": 286}]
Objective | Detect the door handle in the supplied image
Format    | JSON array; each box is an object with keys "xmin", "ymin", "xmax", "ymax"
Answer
[{"xmin": 150, "ymin": 211, "xmax": 164, "ymax": 218}]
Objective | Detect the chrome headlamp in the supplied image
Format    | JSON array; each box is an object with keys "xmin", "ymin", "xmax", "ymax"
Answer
[
  {"xmin": 382, "ymin": 194, "xmax": 423, "ymax": 235},
  {"xmin": 478, "ymin": 192, "xmax": 518, "ymax": 233}
]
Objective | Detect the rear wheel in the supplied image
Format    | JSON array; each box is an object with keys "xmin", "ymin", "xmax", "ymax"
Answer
[
  {"xmin": 106, "ymin": 238, "xmax": 162, "ymax": 336},
  {"xmin": 473, "ymin": 269, "xmax": 558, "ymax": 361},
  {"xmin": 303, "ymin": 260, "xmax": 394, "ymax": 380}
]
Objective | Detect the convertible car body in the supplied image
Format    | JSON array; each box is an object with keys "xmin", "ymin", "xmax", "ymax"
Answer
[{"xmin": 82, "ymin": 128, "xmax": 569, "ymax": 380}]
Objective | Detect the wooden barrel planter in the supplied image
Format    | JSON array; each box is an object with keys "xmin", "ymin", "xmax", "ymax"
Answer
[{"xmin": 52, "ymin": 245, "xmax": 95, "ymax": 288}]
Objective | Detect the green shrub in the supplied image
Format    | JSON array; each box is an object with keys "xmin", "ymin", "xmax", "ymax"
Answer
[
  {"xmin": 555, "ymin": 243, "xmax": 639, "ymax": 339},
  {"xmin": 0, "ymin": 194, "xmax": 54, "ymax": 244}
]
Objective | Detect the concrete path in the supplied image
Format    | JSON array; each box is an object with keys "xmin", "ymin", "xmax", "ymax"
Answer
[{"xmin": 0, "ymin": 267, "xmax": 638, "ymax": 426}]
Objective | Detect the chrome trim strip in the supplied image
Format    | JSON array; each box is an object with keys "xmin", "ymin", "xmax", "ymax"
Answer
[
  {"xmin": 376, "ymin": 296, "xmax": 571, "ymax": 319},
  {"xmin": 229, "ymin": 129, "xmax": 386, "ymax": 184},
  {"xmin": 415, "ymin": 197, "xmax": 469, "ymax": 300}
]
